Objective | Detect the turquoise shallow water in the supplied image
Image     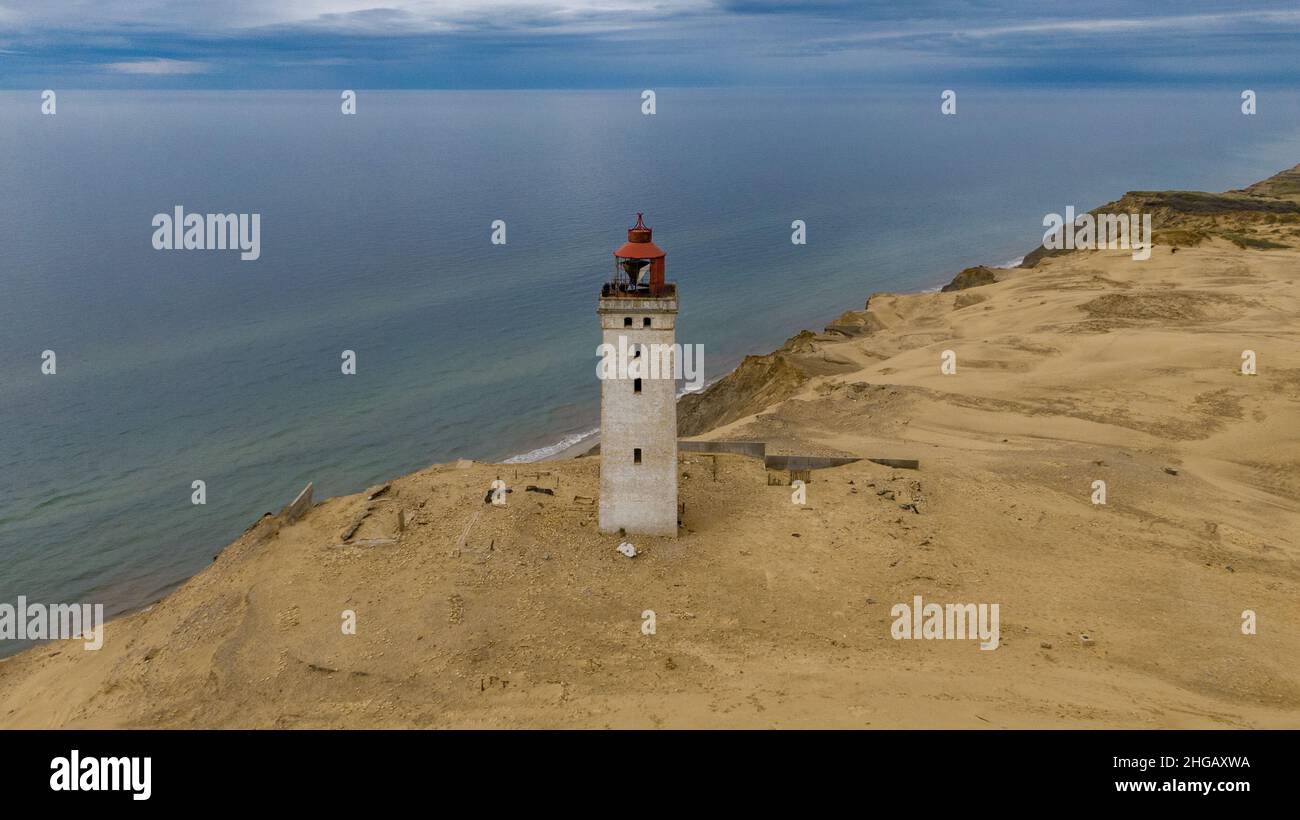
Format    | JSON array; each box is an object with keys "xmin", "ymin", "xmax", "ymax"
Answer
[{"xmin": 2, "ymin": 87, "xmax": 1299, "ymax": 655}]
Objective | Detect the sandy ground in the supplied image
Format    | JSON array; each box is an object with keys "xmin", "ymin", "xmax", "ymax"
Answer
[{"xmin": 2, "ymin": 174, "xmax": 1299, "ymax": 728}]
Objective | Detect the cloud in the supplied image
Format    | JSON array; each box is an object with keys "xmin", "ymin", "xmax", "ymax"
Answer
[
  {"xmin": 102, "ymin": 58, "xmax": 210, "ymax": 75},
  {"xmin": 4, "ymin": 0, "xmax": 1299, "ymax": 87},
  {"xmin": 0, "ymin": 1, "xmax": 713, "ymax": 36},
  {"xmin": 811, "ymin": 8, "xmax": 1300, "ymax": 48}
]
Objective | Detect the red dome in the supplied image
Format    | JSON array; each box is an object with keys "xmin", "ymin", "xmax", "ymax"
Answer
[{"xmin": 614, "ymin": 213, "xmax": 665, "ymax": 259}]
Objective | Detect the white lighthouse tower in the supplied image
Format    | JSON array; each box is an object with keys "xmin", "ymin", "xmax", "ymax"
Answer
[{"xmin": 598, "ymin": 213, "xmax": 678, "ymax": 536}]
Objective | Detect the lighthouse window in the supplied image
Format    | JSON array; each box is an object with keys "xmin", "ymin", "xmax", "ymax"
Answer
[
  {"xmin": 633, "ymin": 448, "xmax": 643, "ymax": 464},
  {"xmin": 634, "ymin": 378, "xmax": 643, "ymax": 393},
  {"xmin": 643, "ymin": 317, "xmax": 652, "ymax": 327},
  {"xmin": 624, "ymin": 317, "xmax": 633, "ymax": 327}
]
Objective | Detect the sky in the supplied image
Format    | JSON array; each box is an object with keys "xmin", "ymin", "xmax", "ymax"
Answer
[{"xmin": 2, "ymin": 1, "xmax": 1299, "ymax": 89}]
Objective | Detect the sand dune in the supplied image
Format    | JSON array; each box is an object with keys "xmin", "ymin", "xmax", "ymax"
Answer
[{"xmin": 2, "ymin": 167, "xmax": 1298, "ymax": 728}]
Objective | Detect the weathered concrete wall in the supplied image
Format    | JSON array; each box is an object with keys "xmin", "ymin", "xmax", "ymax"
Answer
[
  {"xmin": 598, "ymin": 293, "xmax": 678, "ymax": 536},
  {"xmin": 678, "ymin": 440, "xmax": 766, "ymax": 460},
  {"xmin": 281, "ymin": 482, "xmax": 313, "ymax": 523},
  {"xmin": 764, "ymin": 454, "xmax": 861, "ymax": 471},
  {"xmin": 678, "ymin": 441, "xmax": 864, "ymax": 471}
]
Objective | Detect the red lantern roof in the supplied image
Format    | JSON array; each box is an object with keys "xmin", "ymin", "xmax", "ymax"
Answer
[{"xmin": 614, "ymin": 213, "xmax": 665, "ymax": 259}]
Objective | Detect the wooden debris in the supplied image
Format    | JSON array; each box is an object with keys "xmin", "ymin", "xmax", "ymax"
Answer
[{"xmin": 341, "ymin": 506, "xmax": 372, "ymax": 542}]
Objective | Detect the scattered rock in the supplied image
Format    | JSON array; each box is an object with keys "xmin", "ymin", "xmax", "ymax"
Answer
[
  {"xmin": 1163, "ymin": 467, "xmax": 1180, "ymax": 476},
  {"xmin": 617, "ymin": 542, "xmax": 637, "ymax": 558}
]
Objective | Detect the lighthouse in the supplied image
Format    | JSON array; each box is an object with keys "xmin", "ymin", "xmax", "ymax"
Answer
[{"xmin": 598, "ymin": 214, "xmax": 678, "ymax": 536}]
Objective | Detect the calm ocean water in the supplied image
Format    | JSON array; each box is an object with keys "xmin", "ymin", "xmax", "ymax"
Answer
[{"xmin": 2, "ymin": 88, "xmax": 1299, "ymax": 654}]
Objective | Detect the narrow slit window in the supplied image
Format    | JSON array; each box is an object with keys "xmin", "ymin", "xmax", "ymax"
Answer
[
  {"xmin": 634, "ymin": 378, "xmax": 642, "ymax": 393},
  {"xmin": 633, "ymin": 448, "xmax": 643, "ymax": 464}
]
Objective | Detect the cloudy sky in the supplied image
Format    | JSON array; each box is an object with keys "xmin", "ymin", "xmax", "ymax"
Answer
[{"xmin": 2, "ymin": 0, "xmax": 1299, "ymax": 88}]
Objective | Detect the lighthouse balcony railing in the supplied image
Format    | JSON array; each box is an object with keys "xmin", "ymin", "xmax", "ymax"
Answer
[{"xmin": 601, "ymin": 282, "xmax": 676, "ymax": 299}]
